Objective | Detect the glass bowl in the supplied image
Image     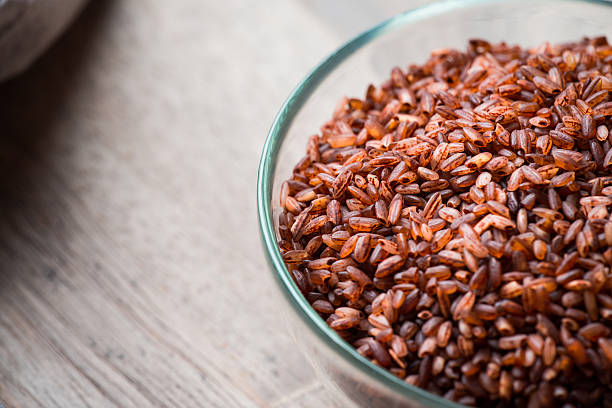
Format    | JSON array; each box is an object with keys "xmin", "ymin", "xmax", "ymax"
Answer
[{"xmin": 257, "ymin": 0, "xmax": 612, "ymax": 406}]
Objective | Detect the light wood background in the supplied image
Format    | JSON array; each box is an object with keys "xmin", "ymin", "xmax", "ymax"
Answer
[{"xmin": 0, "ymin": 1, "xmax": 431, "ymax": 406}]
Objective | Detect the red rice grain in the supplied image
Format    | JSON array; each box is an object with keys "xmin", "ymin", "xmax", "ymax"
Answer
[{"xmin": 276, "ymin": 37, "xmax": 612, "ymax": 407}]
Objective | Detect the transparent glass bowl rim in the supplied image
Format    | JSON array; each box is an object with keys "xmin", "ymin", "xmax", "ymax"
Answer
[{"xmin": 256, "ymin": 0, "xmax": 612, "ymax": 406}]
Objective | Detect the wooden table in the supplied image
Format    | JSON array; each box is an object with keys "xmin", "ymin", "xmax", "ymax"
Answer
[{"xmin": 0, "ymin": 1, "xmax": 426, "ymax": 406}]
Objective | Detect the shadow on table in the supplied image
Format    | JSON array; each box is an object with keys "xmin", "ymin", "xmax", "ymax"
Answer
[
  {"xmin": 0, "ymin": 0, "xmax": 116, "ymax": 283},
  {"xmin": 0, "ymin": 0, "xmax": 116, "ymax": 144}
]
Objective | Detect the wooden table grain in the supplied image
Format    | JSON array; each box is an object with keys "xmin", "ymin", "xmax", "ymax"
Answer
[{"xmin": 0, "ymin": 1, "xmax": 429, "ymax": 406}]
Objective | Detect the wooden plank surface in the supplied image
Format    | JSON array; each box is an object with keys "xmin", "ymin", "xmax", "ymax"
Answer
[{"xmin": 0, "ymin": 1, "xmax": 426, "ymax": 406}]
